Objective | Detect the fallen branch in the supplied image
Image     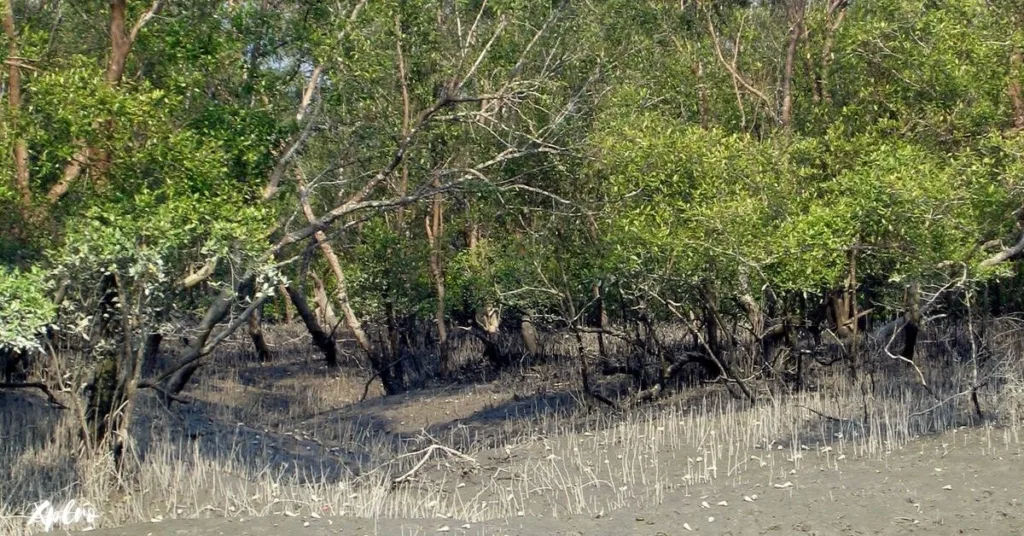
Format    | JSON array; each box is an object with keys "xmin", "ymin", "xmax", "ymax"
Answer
[{"xmin": 392, "ymin": 445, "xmax": 478, "ymax": 484}]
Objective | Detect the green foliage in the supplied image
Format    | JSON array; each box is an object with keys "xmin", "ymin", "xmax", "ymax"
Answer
[
  {"xmin": 0, "ymin": 268, "xmax": 55, "ymax": 352},
  {"xmin": 3, "ymin": 0, "xmax": 1024, "ymax": 355}
]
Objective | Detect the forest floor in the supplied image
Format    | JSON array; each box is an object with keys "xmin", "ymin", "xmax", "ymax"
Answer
[
  {"xmin": 84, "ymin": 426, "xmax": 1024, "ymax": 536},
  {"xmin": 3, "ymin": 330, "xmax": 1024, "ymax": 535}
]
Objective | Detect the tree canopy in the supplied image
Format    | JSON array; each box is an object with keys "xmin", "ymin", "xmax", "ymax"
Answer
[{"xmin": 2, "ymin": 0, "xmax": 1024, "ymax": 435}]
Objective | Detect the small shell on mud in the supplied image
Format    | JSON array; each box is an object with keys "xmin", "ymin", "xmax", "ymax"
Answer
[{"xmin": 683, "ymin": 522, "xmax": 693, "ymax": 531}]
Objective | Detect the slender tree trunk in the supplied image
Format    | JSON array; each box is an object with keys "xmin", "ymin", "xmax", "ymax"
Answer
[
  {"xmin": 248, "ymin": 304, "xmax": 272, "ymax": 362},
  {"xmin": 701, "ymin": 284, "xmax": 722, "ymax": 362},
  {"xmin": 693, "ymin": 61, "xmax": 710, "ymax": 129},
  {"xmin": 426, "ymin": 191, "xmax": 448, "ymax": 374},
  {"xmin": 142, "ymin": 332, "xmax": 163, "ymax": 372},
  {"xmin": 591, "ymin": 282, "xmax": 608, "ymax": 358},
  {"xmin": 394, "ymin": 15, "xmax": 411, "ymax": 227},
  {"xmin": 109, "ymin": 275, "xmax": 148, "ymax": 469},
  {"xmin": 521, "ymin": 312, "xmax": 539, "ymax": 356},
  {"xmin": 278, "ymin": 283, "xmax": 294, "ymax": 323},
  {"xmin": 85, "ymin": 274, "xmax": 119, "ymax": 444},
  {"xmin": 780, "ymin": 0, "xmax": 805, "ymax": 129},
  {"xmin": 902, "ymin": 282, "xmax": 921, "ymax": 361},
  {"xmin": 285, "ymin": 284, "xmax": 338, "ymax": 367},
  {"xmin": 1010, "ymin": 47, "xmax": 1024, "ymax": 131},
  {"xmin": 378, "ymin": 300, "xmax": 407, "ymax": 393},
  {"xmin": 311, "ymin": 271, "xmax": 339, "ymax": 333},
  {"xmin": 2, "ymin": 0, "xmax": 30, "ymax": 209},
  {"xmin": 295, "ymin": 173, "xmax": 372, "ymax": 353},
  {"xmin": 820, "ymin": 0, "xmax": 848, "ymax": 105}
]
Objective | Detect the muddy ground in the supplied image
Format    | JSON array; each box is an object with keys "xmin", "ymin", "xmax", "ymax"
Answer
[
  {"xmin": 80, "ymin": 425, "xmax": 1023, "ymax": 536},
  {"xmin": 4, "ymin": 333, "xmax": 1019, "ymax": 536}
]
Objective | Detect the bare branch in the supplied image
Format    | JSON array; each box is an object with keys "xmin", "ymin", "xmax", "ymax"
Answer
[
  {"xmin": 458, "ymin": 16, "xmax": 508, "ymax": 93},
  {"xmin": 296, "ymin": 64, "xmax": 324, "ymax": 123},
  {"xmin": 704, "ymin": 7, "xmax": 777, "ymax": 122},
  {"xmin": 128, "ymin": 0, "xmax": 166, "ymax": 45},
  {"xmin": 980, "ymin": 231, "xmax": 1024, "ymax": 267},
  {"xmin": 181, "ymin": 258, "xmax": 218, "ymax": 289}
]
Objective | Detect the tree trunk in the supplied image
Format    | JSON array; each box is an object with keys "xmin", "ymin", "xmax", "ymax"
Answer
[
  {"xmin": 311, "ymin": 271, "xmax": 339, "ymax": 333},
  {"xmin": 820, "ymin": 0, "xmax": 848, "ymax": 105},
  {"xmin": 85, "ymin": 274, "xmax": 119, "ymax": 445},
  {"xmin": 521, "ymin": 313, "xmax": 539, "ymax": 356},
  {"xmin": 426, "ymin": 190, "xmax": 448, "ymax": 375},
  {"xmin": 370, "ymin": 323, "xmax": 407, "ymax": 395},
  {"xmin": 1010, "ymin": 46, "xmax": 1024, "ymax": 131},
  {"xmin": 296, "ymin": 174, "xmax": 373, "ymax": 353},
  {"xmin": 161, "ymin": 277, "xmax": 256, "ymax": 397},
  {"xmin": 701, "ymin": 284, "xmax": 722, "ymax": 361},
  {"xmin": 591, "ymin": 282, "xmax": 608, "ymax": 358},
  {"xmin": 780, "ymin": 0, "xmax": 805, "ymax": 129},
  {"xmin": 142, "ymin": 332, "xmax": 163, "ymax": 372},
  {"xmin": 47, "ymin": 0, "xmax": 163, "ymax": 206},
  {"xmin": 901, "ymin": 282, "xmax": 921, "ymax": 361},
  {"xmin": 279, "ymin": 283, "xmax": 294, "ymax": 323},
  {"xmin": 2, "ymin": 0, "xmax": 30, "ymax": 209},
  {"xmin": 248, "ymin": 304, "xmax": 272, "ymax": 362},
  {"xmin": 285, "ymin": 284, "xmax": 338, "ymax": 368}
]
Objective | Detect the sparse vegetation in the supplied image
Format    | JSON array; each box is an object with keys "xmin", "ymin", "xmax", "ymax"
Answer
[
  {"xmin": 3, "ymin": 0, "xmax": 1024, "ymax": 534},
  {"xmin": 2, "ymin": 320, "xmax": 1023, "ymax": 534}
]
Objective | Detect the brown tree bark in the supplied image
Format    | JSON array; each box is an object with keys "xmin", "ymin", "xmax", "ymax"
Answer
[
  {"xmin": 426, "ymin": 192, "xmax": 448, "ymax": 373},
  {"xmin": 820, "ymin": 0, "xmax": 848, "ymax": 105},
  {"xmin": 278, "ymin": 283, "xmax": 294, "ymax": 323},
  {"xmin": 591, "ymin": 282, "xmax": 608, "ymax": 358},
  {"xmin": 1009, "ymin": 47, "xmax": 1024, "ymax": 132},
  {"xmin": 285, "ymin": 284, "xmax": 338, "ymax": 368},
  {"xmin": 2, "ymin": 0, "xmax": 30, "ymax": 209},
  {"xmin": 145, "ymin": 275, "xmax": 260, "ymax": 399},
  {"xmin": 520, "ymin": 313, "xmax": 539, "ymax": 356},
  {"xmin": 295, "ymin": 174, "xmax": 372, "ymax": 354},
  {"xmin": 394, "ymin": 15, "xmax": 411, "ymax": 226},
  {"xmin": 248, "ymin": 305, "xmax": 272, "ymax": 362},
  {"xmin": 693, "ymin": 61, "xmax": 710, "ymax": 129},
  {"xmin": 901, "ymin": 282, "xmax": 922, "ymax": 361},
  {"xmin": 780, "ymin": 0, "xmax": 806, "ymax": 130},
  {"xmin": 311, "ymin": 271, "xmax": 339, "ymax": 332},
  {"xmin": 46, "ymin": 0, "xmax": 165, "ymax": 205}
]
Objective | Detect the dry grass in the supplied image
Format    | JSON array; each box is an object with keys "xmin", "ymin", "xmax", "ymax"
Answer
[{"xmin": 1, "ymin": 321, "xmax": 1022, "ymax": 534}]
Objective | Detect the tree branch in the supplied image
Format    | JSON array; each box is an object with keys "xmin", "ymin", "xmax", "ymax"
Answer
[
  {"xmin": 128, "ymin": 0, "xmax": 166, "ymax": 45},
  {"xmin": 0, "ymin": 382, "xmax": 68, "ymax": 409},
  {"xmin": 980, "ymin": 231, "xmax": 1024, "ymax": 267}
]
